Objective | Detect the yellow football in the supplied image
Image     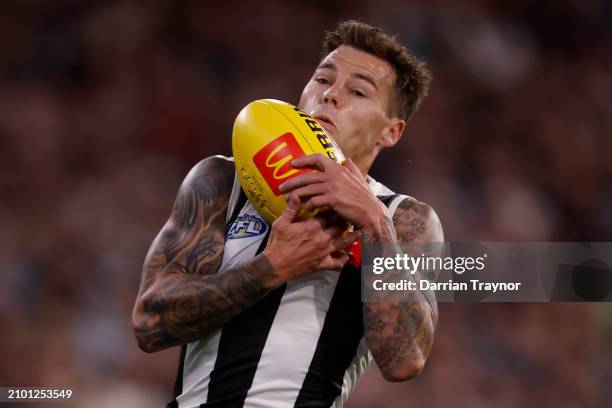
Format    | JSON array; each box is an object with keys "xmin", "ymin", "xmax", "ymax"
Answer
[{"xmin": 232, "ymin": 99, "xmax": 345, "ymax": 223}]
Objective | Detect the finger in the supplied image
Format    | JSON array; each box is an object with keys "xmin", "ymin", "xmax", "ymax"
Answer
[
  {"xmin": 344, "ymin": 158, "xmax": 362, "ymax": 177},
  {"xmin": 305, "ymin": 216, "xmax": 327, "ymax": 230},
  {"xmin": 276, "ymin": 194, "xmax": 301, "ymax": 225},
  {"xmin": 291, "ymin": 153, "xmax": 336, "ymax": 172},
  {"xmin": 344, "ymin": 159, "xmax": 370, "ymax": 189},
  {"xmin": 278, "ymin": 172, "xmax": 326, "ymax": 193},
  {"xmin": 319, "ymin": 253, "xmax": 350, "ymax": 271},
  {"xmin": 286, "ymin": 183, "xmax": 328, "ymax": 202},
  {"xmin": 315, "ymin": 219, "xmax": 350, "ymax": 245},
  {"xmin": 304, "ymin": 195, "xmax": 333, "ymax": 211}
]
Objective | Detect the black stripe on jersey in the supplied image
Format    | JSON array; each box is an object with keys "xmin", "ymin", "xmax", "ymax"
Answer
[
  {"xmin": 377, "ymin": 194, "xmax": 399, "ymax": 208},
  {"xmin": 167, "ymin": 345, "xmax": 187, "ymax": 408},
  {"xmin": 203, "ymin": 230, "xmax": 287, "ymax": 408},
  {"xmin": 226, "ymin": 188, "xmax": 248, "ymax": 232},
  {"xmin": 294, "ymin": 194, "xmax": 398, "ymax": 408}
]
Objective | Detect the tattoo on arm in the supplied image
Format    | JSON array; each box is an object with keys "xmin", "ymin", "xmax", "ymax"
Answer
[
  {"xmin": 132, "ymin": 157, "xmax": 276, "ymax": 352},
  {"xmin": 364, "ymin": 301, "xmax": 434, "ymax": 375},
  {"xmin": 134, "ymin": 255, "xmax": 276, "ymax": 352},
  {"xmin": 363, "ymin": 197, "xmax": 443, "ymax": 379}
]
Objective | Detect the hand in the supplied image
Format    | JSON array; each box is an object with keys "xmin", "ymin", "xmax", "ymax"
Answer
[
  {"xmin": 279, "ymin": 154, "xmax": 390, "ymax": 234},
  {"xmin": 262, "ymin": 195, "xmax": 360, "ymax": 288}
]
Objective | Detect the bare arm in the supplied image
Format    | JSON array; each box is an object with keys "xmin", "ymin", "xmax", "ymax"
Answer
[
  {"xmin": 132, "ymin": 156, "xmax": 278, "ymax": 352},
  {"xmin": 132, "ymin": 156, "xmax": 353, "ymax": 353},
  {"xmin": 363, "ymin": 198, "xmax": 443, "ymax": 381}
]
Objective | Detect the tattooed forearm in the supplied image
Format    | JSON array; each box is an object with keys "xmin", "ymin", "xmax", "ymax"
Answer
[
  {"xmin": 364, "ymin": 299, "xmax": 435, "ymax": 377},
  {"xmin": 134, "ymin": 254, "xmax": 277, "ymax": 352},
  {"xmin": 363, "ymin": 197, "xmax": 443, "ymax": 381},
  {"xmin": 364, "ymin": 287, "xmax": 437, "ymax": 380},
  {"xmin": 132, "ymin": 157, "xmax": 278, "ymax": 352}
]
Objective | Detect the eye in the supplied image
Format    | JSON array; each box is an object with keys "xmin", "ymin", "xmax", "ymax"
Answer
[
  {"xmin": 351, "ymin": 89, "xmax": 366, "ymax": 97},
  {"xmin": 315, "ymin": 77, "xmax": 330, "ymax": 85}
]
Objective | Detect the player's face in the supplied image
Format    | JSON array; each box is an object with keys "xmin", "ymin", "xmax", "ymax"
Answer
[{"xmin": 299, "ymin": 45, "xmax": 405, "ymax": 170}]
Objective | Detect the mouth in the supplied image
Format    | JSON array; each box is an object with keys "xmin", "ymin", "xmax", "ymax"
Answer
[{"xmin": 313, "ymin": 115, "xmax": 336, "ymax": 133}]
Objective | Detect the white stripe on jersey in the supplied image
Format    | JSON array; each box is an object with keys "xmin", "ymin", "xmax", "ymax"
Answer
[
  {"xmin": 178, "ymin": 332, "xmax": 222, "ymax": 408},
  {"xmin": 244, "ymin": 270, "xmax": 341, "ymax": 407}
]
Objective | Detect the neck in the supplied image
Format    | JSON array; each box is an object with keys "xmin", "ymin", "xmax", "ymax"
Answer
[{"xmin": 352, "ymin": 150, "xmax": 378, "ymax": 177}]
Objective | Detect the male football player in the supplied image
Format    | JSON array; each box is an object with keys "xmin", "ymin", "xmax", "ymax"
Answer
[{"xmin": 133, "ymin": 20, "xmax": 443, "ymax": 408}]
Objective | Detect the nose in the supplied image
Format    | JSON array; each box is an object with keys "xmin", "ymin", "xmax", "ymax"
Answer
[{"xmin": 322, "ymin": 84, "xmax": 340, "ymax": 108}]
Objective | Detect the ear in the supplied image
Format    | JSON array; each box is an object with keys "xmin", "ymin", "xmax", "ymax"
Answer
[{"xmin": 377, "ymin": 117, "xmax": 406, "ymax": 148}]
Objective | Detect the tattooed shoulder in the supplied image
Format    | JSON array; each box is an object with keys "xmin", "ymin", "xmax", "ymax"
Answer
[
  {"xmin": 146, "ymin": 156, "xmax": 235, "ymax": 281},
  {"xmin": 175, "ymin": 155, "xmax": 235, "ymax": 217},
  {"xmin": 393, "ymin": 197, "xmax": 444, "ymax": 244}
]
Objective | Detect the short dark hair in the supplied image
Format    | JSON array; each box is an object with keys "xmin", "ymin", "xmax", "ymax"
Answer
[{"xmin": 321, "ymin": 20, "xmax": 431, "ymax": 122}]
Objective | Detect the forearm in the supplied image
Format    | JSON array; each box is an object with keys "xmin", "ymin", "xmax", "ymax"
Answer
[
  {"xmin": 364, "ymin": 293, "xmax": 437, "ymax": 381},
  {"xmin": 133, "ymin": 253, "xmax": 277, "ymax": 352},
  {"xmin": 362, "ymin": 212, "xmax": 438, "ymax": 381}
]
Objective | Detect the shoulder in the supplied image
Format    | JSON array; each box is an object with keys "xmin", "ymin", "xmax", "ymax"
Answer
[
  {"xmin": 391, "ymin": 195, "xmax": 444, "ymax": 243},
  {"xmin": 180, "ymin": 155, "xmax": 235, "ymax": 198}
]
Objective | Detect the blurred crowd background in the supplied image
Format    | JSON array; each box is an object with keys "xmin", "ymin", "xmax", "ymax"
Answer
[{"xmin": 1, "ymin": 0, "xmax": 611, "ymax": 407}]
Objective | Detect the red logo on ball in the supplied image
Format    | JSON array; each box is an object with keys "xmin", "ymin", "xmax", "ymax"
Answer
[{"xmin": 253, "ymin": 132, "xmax": 309, "ymax": 195}]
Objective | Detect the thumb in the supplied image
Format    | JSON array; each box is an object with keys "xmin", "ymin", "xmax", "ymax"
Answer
[
  {"xmin": 344, "ymin": 158, "xmax": 361, "ymax": 176},
  {"xmin": 277, "ymin": 194, "xmax": 301, "ymax": 224}
]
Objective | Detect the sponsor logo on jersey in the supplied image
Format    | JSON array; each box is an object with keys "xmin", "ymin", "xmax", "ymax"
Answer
[
  {"xmin": 226, "ymin": 214, "xmax": 268, "ymax": 239},
  {"xmin": 253, "ymin": 132, "xmax": 309, "ymax": 195}
]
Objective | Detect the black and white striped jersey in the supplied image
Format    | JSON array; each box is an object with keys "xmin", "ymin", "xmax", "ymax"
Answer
[{"xmin": 168, "ymin": 159, "xmax": 408, "ymax": 408}]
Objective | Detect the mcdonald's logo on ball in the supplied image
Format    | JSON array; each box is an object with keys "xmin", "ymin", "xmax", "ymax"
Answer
[{"xmin": 253, "ymin": 132, "xmax": 309, "ymax": 195}]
